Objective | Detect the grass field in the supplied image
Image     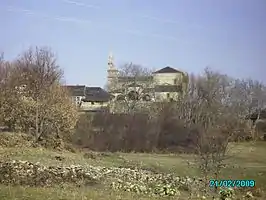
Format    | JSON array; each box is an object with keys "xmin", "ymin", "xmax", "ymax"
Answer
[{"xmin": 0, "ymin": 141, "xmax": 265, "ymax": 199}]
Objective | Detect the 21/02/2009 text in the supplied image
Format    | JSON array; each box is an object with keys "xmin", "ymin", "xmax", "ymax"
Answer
[{"xmin": 209, "ymin": 180, "xmax": 255, "ymax": 188}]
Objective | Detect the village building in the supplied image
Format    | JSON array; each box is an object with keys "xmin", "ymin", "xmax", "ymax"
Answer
[
  {"xmin": 66, "ymin": 53, "xmax": 189, "ymax": 112},
  {"xmin": 106, "ymin": 53, "xmax": 188, "ymax": 102}
]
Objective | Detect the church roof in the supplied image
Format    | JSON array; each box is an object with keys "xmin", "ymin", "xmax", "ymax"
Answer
[{"xmin": 153, "ymin": 66, "xmax": 182, "ymax": 74}]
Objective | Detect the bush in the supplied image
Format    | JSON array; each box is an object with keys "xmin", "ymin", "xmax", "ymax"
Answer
[
  {"xmin": 0, "ymin": 131, "xmax": 77, "ymax": 152},
  {"xmin": 0, "ymin": 159, "xmax": 202, "ymax": 197},
  {"xmin": 0, "ymin": 132, "xmax": 34, "ymax": 148},
  {"xmin": 73, "ymin": 111, "xmax": 201, "ymax": 153},
  {"xmin": 0, "ymin": 47, "xmax": 78, "ymax": 144},
  {"xmin": 0, "ymin": 160, "xmax": 100, "ymax": 187},
  {"xmin": 73, "ymin": 112, "xmax": 158, "ymax": 152}
]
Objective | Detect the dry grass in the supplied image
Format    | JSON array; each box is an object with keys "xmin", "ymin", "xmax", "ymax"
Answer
[
  {"xmin": 0, "ymin": 141, "xmax": 265, "ymax": 199},
  {"xmin": 0, "ymin": 184, "xmax": 177, "ymax": 200}
]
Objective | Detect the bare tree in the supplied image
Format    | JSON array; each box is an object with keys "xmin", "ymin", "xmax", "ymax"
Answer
[
  {"xmin": 166, "ymin": 68, "xmax": 241, "ymax": 197},
  {"xmin": 231, "ymin": 79, "xmax": 265, "ymax": 116},
  {"xmin": 111, "ymin": 63, "xmax": 155, "ymax": 113},
  {"xmin": 38, "ymin": 84, "xmax": 78, "ymax": 141},
  {"xmin": 170, "ymin": 68, "xmax": 266, "ymax": 198},
  {"xmin": 0, "ymin": 56, "xmax": 20, "ymax": 129},
  {"xmin": 0, "ymin": 53, "xmax": 5, "ymax": 86},
  {"xmin": 0, "ymin": 54, "xmax": 7, "ymax": 126},
  {"xmin": 0, "ymin": 47, "xmax": 77, "ymax": 142},
  {"xmin": 0, "ymin": 53, "xmax": 10, "ymax": 85},
  {"xmin": 11, "ymin": 47, "xmax": 61, "ymax": 139},
  {"xmin": 229, "ymin": 78, "xmax": 266, "ymax": 139}
]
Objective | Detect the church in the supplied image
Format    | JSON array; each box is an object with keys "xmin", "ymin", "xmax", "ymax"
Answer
[
  {"xmin": 106, "ymin": 53, "xmax": 188, "ymax": 102},
  {"xmin": 66, "ymin": 53, "xmax": 189, "ymax": 112}
]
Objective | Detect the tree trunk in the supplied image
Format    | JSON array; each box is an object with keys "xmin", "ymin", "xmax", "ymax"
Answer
[{"xmin": 35, "ymin": 101, "xmax": 39, "ymax": 140}]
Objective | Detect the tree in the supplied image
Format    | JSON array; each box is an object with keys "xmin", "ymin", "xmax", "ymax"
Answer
[
  {"xmin": 167, "ymin": 68, "xmax": 247, "ymax": 196},
  {"xmin": 110, "ymin": 63, "xmax": 155, "ymax": 113},
  {"xmin": 0, "ymin": 57, "xmax": 20, "ymax": 129},
  {"xmin": 166, "ymin": 68, "xmax": 266, "ymax": 198},
  {"xmin": 0, "ymin": 55, "xmax": 7, "ymax": 126},
  {"xmin": 231, "ymin": 78, "xmax": 266, "ymax": 116},
  {"xmin": 36, "ymin": 84, "xmax": 78, "ymax": 141},
  {"xmin": 0, "ymin": 47, "xmax": 78, "ymax": 142},
  {"xmin": 0, "ymin": 52, "xmax": 5, "ymax": 80},
  {"xmin": 229, "ymin": 78, "xmax": 266, "ymax": 140}
]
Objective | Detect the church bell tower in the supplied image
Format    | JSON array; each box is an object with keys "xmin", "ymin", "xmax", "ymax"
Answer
[{"xmin": 107, "ymin": 52, "xmax": 118, "ymax": 92}]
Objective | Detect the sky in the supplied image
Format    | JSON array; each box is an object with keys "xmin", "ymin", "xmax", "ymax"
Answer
[{"xmin": 0, "ymin": 0, "xmax": 265, "ymax": 87}]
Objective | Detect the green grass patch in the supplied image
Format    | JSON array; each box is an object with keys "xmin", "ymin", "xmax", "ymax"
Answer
[
  {"xmin": 0, "ymin": 141, "xmax": 265, "ymax": 199},
  {"xmin": 0, "ymin": 184, "xmax": 178, "ymax": 200}
]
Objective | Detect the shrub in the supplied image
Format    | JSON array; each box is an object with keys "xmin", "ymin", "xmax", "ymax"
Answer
[
  {"xmin": 0, "ymin": 159, "xmax": 202, "ymax": 197},
  {"xmin": 0, "ymin": 132, "xmax": 34, "ymax": 148}
]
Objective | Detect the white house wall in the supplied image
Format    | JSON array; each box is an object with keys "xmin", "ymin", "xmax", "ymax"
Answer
[
  {"xmin": 153, "ymin": 73, "xmax": 183, "ymax": 85},
  {"xmin": 155, "ymin": 92, "xmax": 180, "ymax": 101},
  {"xmin": 80, "ymin": 101, "xmax": 109, "ymax": 111},
  {"xmin": 72, "ymin": 96, "xmax": 85, "ymax": 105}
]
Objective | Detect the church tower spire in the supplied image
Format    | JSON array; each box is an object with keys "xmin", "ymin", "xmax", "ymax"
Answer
[
  {"xmin": 108, "ymin": 52, "xmax": 115, "ymax": 70},
  {"xmin": 107, "ymin": 52, "xmax": 118, "ymax": 92}
]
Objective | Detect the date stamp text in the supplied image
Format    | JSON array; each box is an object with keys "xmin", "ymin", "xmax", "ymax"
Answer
[{"xmin": 209, "ymin": 179, "xmax": 255, "ymax": 188}]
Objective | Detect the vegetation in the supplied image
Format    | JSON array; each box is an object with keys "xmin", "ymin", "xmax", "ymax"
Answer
[
  {"xmin": 109, "ymin": 63, "xmax": 155, "ymax": 113},
  {"xmin": 0, "ymin": 138, "xmax": 265, "ymax": 199},
  {"xmin": 0, "ymin": 47, "xmax": 78, "ymax": 144},
  {"xmin": 0, "ymin": 46, "xmax": 266, "ymax": 199}
]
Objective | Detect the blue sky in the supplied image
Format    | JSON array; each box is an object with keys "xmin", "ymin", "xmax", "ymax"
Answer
[{"xmin": 0, "ymin": 0, "xmax": 265, "ymax": 86}]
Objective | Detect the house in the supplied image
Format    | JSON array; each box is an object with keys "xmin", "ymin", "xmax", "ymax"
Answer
[
  {"xmin": 247, "ymin": 109, "xmax": 266, "ymax": 140},
  {"xmin": 153, "ymin": 67, "xmax": 185, "ymax": 101},
  {"xmin": 65, "ymin": 85, "xmax": 113, "ymax": 112},
  {"xmin": 65, "ymin": 85, "xmax": 86, "ymax": 106},
  {"xmin": 66, "ymin": 53, "xmax": 189, "ymax": 113},
  {"xmin": 81, "ymin": 87, "xmax": 114, "ymax": 112},
  {"xmin": 247, "ymin": 108, "xmax": 266, "ymax": 123}
]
